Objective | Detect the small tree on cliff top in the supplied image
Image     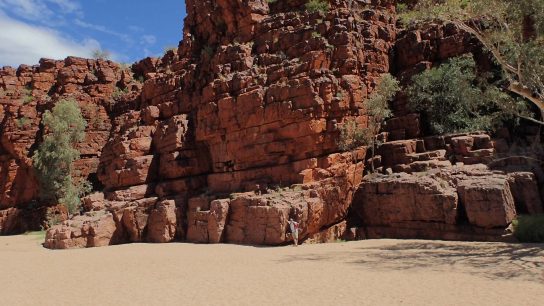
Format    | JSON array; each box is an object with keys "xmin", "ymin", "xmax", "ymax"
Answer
[
  {"xmin": 91, "ymin": 49, "xmax": 111, "ymax": 60},
  {"xmin": 32, "ymin": 99, "xmax": 91, "ymax": 214},
  {"xmin": 400, "ymin": 0, "xmax": 544, "ymax": 124},
  {"xmin": 339, "ymin": 74, "xmax": 399, "ymax": 172}
]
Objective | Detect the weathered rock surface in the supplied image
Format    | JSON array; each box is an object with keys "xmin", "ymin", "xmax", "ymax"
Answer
[
  {"xmin": 354, "ymin": 173, "xmax": 458, "ymax": 226},
  {"xmin": 0, "ymin": 56, "xmax": 139, "ymax": 231},
  {"xmin": 44, "ymin": 212, "xmax": 119, "ymax": 249},
  {"xmin": 353, "ymin": 164, "xmax": 542, "ymax": 241},
  {"xmin": 2, "ymin": 1, "xmax": 543, "ymax": 248},
  {"xmin": 458, "ymin": 177, "xmax": 516, "ymax": 228},
  {"xmin": 42, "ymin": 0, "xmax": 390, "ymax": 248}
]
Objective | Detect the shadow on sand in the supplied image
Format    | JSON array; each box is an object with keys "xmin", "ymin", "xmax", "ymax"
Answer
[{"xmin": 279, "ymin": 240, "xmax": 544, "ymax": 282}]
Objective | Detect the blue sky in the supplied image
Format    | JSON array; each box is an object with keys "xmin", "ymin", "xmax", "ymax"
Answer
[{"xmin": 0, "ymin": 0, "xmax": 186, "ymax": 67}]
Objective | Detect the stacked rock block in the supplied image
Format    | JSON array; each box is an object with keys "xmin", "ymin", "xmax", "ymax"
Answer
[
  {"xmin": 353, "ymin": 165, "xmax": 543, "ymax": 241},
  {"xmin": 0, "ymin": 57, "xmax": 139, "ymax": 234},
  {"xmin": 372, "ymin": 132, "xmax": 498, "ymax": 174},
  {"xmin": 348, "ymin": 17, "xmax": 544, "ymax": 242},
  {"xmin": 44, "ymin": 0, "xmax": 397, "ymax": 248}
]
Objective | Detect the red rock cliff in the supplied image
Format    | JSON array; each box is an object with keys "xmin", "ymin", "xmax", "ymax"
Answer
[
  {"xmin": 0, "ymin": 0, "xmax": 397, "ymax": 245},
  {"xmin": 1, "ymin": 0, "xmax": 541, "ymax": 247}
]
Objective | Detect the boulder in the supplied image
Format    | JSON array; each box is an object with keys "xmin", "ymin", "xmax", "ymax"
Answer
[
  {"xmin": 458, "ymin": 178, "xmax": 516, "ymax": 228},
  {"xmin": 353, "ymin": 173, "xmax": 459, "ymax": 226},
  {"xmin": 147, "ymin": 200, "xmax": 179, "ymax": 243},
  {"xmin": 44, "ymin": 212, "xmax": 119, "ymax": 249}
]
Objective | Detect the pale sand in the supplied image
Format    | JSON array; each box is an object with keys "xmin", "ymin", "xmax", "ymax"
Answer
[{"xmin": 1, "ymin": 234, "xmax": 543, "ymax": 306}]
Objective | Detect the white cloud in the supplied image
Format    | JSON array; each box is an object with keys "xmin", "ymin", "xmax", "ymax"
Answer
[
  {"xmin": 0, "ymin": 12, "xmax": 100, "ymax": 67},
  {"xmin": 141, "ymin": 35, "xmax": 156, "ymax": 45},
  {"xmin": 128, "ymin": 25, "xmax": 144, "ymax": 33},
  {"xmin": 74, "ymin": 18, "xmax": 132, "ymax": 44},
  {"xmin": 0, "ymin": 0, "xmax": 82, "ymax": 23},
  {"xmin": 48, "ymin": 0, "xmax": 80, "ymax": 14},
  {"xmin": 0, "ymin": 0, "xmax": 50, "ymax": 21}
]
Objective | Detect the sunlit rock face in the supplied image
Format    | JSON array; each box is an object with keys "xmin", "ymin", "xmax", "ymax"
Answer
[{"xmin": 3, "ymin": 1, "xmax": 542, "ymax": 247}]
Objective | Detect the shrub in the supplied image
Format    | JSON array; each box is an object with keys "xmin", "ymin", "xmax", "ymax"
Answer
[
  {"xmin": 408, "ymin": 55, "xmax": 522, "ymax": 135},
  {"xmin": 91, "ymin": 49, "xmax": 111, "ymax": 60},
  {"xmin": 16, "ymin": 117, "xmax": 30, "ymax": 128},
  {"xmin": 32, "ymin": 99, "xmax": 91, "ymax": 214},
  {"xmin": 305, "ymin": 0, "xmax": 329, "ymax": 14},
  {"xmin": 119, "ymin": 62, "xmax": 131, "ymax": 70},
  {"xmin": 338, "ymin": 118, "xmax": 372, "ymax": 152},
  {"xmin": 23, "ymin": 95, "xmax": 34, "ymax": 104},
  {"xmin": 112, "ymin": 87, "xmax": 129, "ymax": 100},
  {"xmin": 396, "ymin": 3, "xmax": 408, "ymax": 14},
  {"xmin": 513, "ymin": 215, "xmax": 544, "ymax": 242},
  {"xmin": 339, "ymin": 74, "xmax": 399, "ymax": 172},
  {"xmin": 23, "ymin": 87, "xmax": 33, "ymax": 104}
]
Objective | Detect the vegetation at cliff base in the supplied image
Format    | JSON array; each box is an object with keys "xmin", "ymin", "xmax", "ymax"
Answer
[
  {"xmin": 513, "ymin": 215, "xmax": 544, "ymax": 242},
  {"xmin": 399, "ymin": 0, "xmax": 544, "ymax": 125},
  {"xmin": 408, "ymin": 55, "xmax": 526, "ymax": 134},
  {"xmin": 339, "ymin": 74, "xmax": 399, "ymax": 171},
  {"xmin": 32, "ymin": 99, "xmax": 91, "ymax": 214}
]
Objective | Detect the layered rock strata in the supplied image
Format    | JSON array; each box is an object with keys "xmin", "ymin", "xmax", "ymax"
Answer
[
  {"xmin": 352, "ymin": 164, "xmax": 542, "ymax": 241},
  {"xmin": 0, "ymin": 57, "xmax": 139, "ymax": 233},
  {"xmin": 42, "ymin": 0, "xmax": 395, "ymax": 248},
  {"xmin": 2, "ymin": 1, "xmax": 543, "ymax": 248}
]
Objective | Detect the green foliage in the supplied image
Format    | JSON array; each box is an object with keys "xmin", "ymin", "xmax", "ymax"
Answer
[
  {"xmin": 399, "ymin": 0, "xmax": 544, "ymax": 123},
  {"xmin": 408, "ymin": 56, "xmax": 522, "ymax": 134},
  {"xmin": 24, "ymin": 230, "xmax": 47, "ymax": 242},
  {"xmin": 91, "ymin": 49, "xmax": 111, "ymax": 60},
  {"xmin": 23, "ymin": 95, "xmax": 34, "ymax": 104},
  {"xmin": 23, "ymin": 87, "xmax": 33, "ymax": 104},
  {"xmin": 32, "ymin": 99, "xmax": 90, "ymax": 214},
  {"xmin": 16, "ymin": 116, "xmax": 30, "ymax": 129},
  {"xmin": 398, "ymin": 0, "xmax": 471, "ymax": 23},
  {"xmin": 366, "ymin": 74, "xmax": 398, "ymax": 122},
  {"xmin": 311, "ymin": 31, "xmax": 322, "ymax": 39},
  {"xmin": 305, "ymin": 0, "xmax": 329, "ymax": 14},
  {"xmin": 112, "ymin": 87, "xmax": 129, "ymax": 100},
  {"xmin": 338, "ymin": 74, "xmax": 399, "ymax": 154},
  {"xmin": 396, "ymin": 3, "xmax": 408, "ymax": 14},
  {"xmin": 82, "ymin": 104, "xmax": 104, "ymax": 129},
  {"xmin": 513, "ymin": 215, "xmax": 544, "ymax": 242},
  {"xmin": 267, "ymin": 0, "xmax": 277, "ymax": 3},
  {"xmin": 338, "ymin": 118, "xmax": 372, "ymax": 152}
]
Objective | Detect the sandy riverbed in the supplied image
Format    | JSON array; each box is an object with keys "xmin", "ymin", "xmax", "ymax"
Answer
[{"xmin": 0, "ymin": 234, "xmax": 543, "ymax": 306}]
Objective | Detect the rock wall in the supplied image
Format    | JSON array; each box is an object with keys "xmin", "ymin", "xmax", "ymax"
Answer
[
  {"xmin": 3, "ymin": 0, "xmax": 543, "ymax": 247},
  {"xmin": 352, "ymin": 165, "xmax": 542, "ymax": 241},
  {"xmin": 41, "ymin": 0, "xmax": 397, "ymax": 248},
  {"xmin": 0, "ymin": 57, "xmax": 141, "ymax": 233}
]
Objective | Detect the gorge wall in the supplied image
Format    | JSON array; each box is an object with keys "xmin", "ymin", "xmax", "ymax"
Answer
[{"xmin": 0, "ymin": 0, "xmax": 542, "ymax": 248}]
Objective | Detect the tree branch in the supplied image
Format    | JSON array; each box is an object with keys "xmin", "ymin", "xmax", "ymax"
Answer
[{"xmin": 517, "ymin": 114, "xmax": 544, "ymax": 126}]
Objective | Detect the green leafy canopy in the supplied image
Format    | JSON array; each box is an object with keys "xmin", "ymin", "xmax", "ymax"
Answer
[
  {"xmin": 408, "ymin": 55, "xmax": 525, "ymax": 134},
  {"xmin": 32, "ymin": 99, "xmax": 90, "ymax": 214}
]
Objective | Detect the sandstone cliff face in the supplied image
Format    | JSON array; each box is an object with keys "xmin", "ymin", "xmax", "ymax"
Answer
[
  {"xmin": 3, "ymin": 0, "xmax": 543, "ymax": 247},
  {"xmin": 0, "ymin": 57, "xmax": 141, "ymax": 233},
  {"xmin": 9, "ymin": 0, "xmax": 395, "ymax": 247},
  {"xmin": 348, "ymin": 20, "xmax": 544, "ymax": 241}
]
